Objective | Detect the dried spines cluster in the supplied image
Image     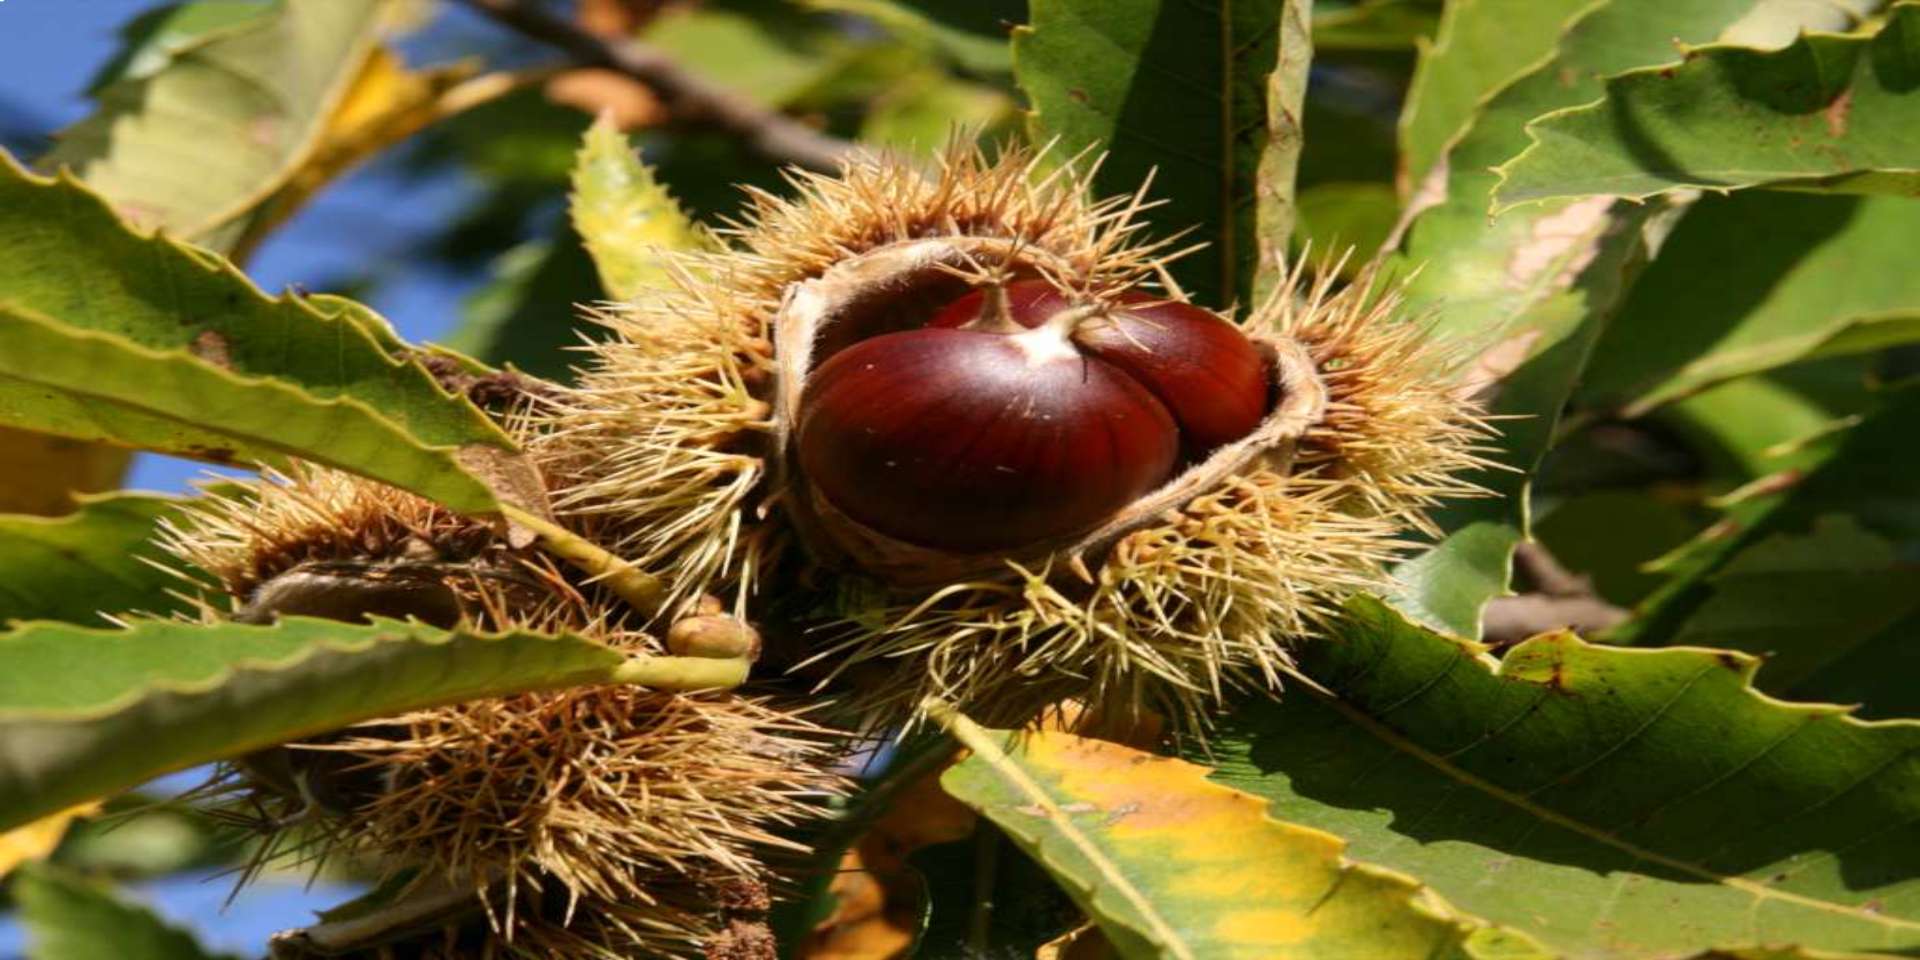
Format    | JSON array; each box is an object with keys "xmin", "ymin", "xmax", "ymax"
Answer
[
  {"xmin": 1262, "ymin": 261, "xmax": 1498, "ymax": 531},
  {"xmin": 330, "ymin": 686, "xmax": 839, "ymax": 944},
  {"xmin": 161, "ymin": 467, "xmax": 845, "ymax": 958}
]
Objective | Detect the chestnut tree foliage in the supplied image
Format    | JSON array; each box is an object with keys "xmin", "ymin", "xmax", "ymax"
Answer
[{"xmin": 4, "ymin": 1, "xmax": 1920, "ymax": 958}]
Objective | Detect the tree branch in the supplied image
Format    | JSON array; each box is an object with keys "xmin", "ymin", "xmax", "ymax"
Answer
[
  {"xmin": 1482, "ymin": 541, "xmax": 1630, "ymax": 647},
  {"xmin": 456, "ymin": 0, "xmax": 858, "ymax": 173}
]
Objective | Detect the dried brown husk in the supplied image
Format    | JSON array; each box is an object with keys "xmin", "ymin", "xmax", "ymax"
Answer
[{"xmin": 162, "ymin": 466, "xmax": 844, "ymax": 958}]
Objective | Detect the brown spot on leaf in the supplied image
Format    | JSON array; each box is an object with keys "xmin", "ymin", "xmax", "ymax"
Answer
[
  {"xmin": 1824, "ymin": 88, "xmax": 1854, "ymax": 138},
  {"xmin": 1067, "ymin": 88, "xmax": 1090, "ymax": 104},
  {"xmin": 190, "ymin": 330, "xmax": 232, "ymax": 368},
  {"xmin": 1503, "ymin": 196, "xmax": 1614, "ymax": 294},
  {"xmin": 1715, "ymin": 651, "xmax": 1746, "ymax": 672}
]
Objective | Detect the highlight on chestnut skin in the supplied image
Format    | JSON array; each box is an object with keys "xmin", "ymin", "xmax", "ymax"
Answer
[{"xmin": 795, "ymin": 279, "xmax": 1274, "ymax": 554}]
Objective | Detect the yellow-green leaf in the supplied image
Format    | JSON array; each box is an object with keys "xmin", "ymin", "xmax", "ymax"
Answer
[
  {"xmin": 569, "ymin": 116, "xmax": 717, "ymax": 303},
  {"xmin": 0, "ymin": 617, "xmax": 632, "ymax": 832},
  {"xmin": 43, "ymin": 0, "xmax": 392, "ymax": 255},
  {"xmin": 935, "ymin": 708, "xmax": 1548, "ymax": 960}
]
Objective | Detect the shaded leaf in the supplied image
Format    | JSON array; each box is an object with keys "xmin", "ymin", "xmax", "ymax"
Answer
[
  {"xmin": 0, "ymin": 427, "xmax": 131, "ymax": 518},
  {"xmin": 0, "ymin": 494, "xmax": 197, "ymax": 625},
  {"xmin": 443, "ymin": 231, "xmax": 601, "ymax": 383},
  {"xmin": 1494, "ymin": 4, "xmax": 1920, "ymax": 210},
  {"xmin": 1293, "ymin": 181, "xmax": 1400, "ymax": 265},
  {"xmin": 1532, "ymin": 490, "xmax": 1700, "ymax": 606},
  {"xmin": 1209, "ymin": 597, "xmax": 1920, "ymax": 958},
  {"xmin": 859, "ymin": 70, "xmax": 1020, "ymax": 152},
  {"xmin": 643, "ymin": 0, "xmax": 870, "ymax": 110},
  {"xmin": 15, "ymin": 863, "xmax": 233, "ymax": 960},
  {"xmin": 1313, "ymin": 0, "xmax": 1440, "ymax": 51},
  {"xmin": 1578, "ymin": 192, "xmax": 1920, "ymax": 416},
  {"xmin": 1613, "ymin": 386, "xmax": 1920, "ymax": 723},
  {"xmin": 43, "ymin": 0, "xmax": 390, "ymax": 254},
  {"xmin": 0, "ymin": 616, "xmax": 632, "ymax": 832},
  {"xmin": 937, "ymin": 707, "xmax": 1546, "ymax": 960},
  {"xmin": 1659, "ymin": 515, "xmax": 1920, "ymax": 695},
  {"xmin": 1013, "ymin": 0, "xmax": 1303, "ymax": 304},
  {"xmin": 569, "ymin": 117, "xmax": 716, "ymax": 303},
  {"xmin": 810, "ymin": 0, "xmax": 1020, "ymax": 75},
  {"xmin": 1389, "ymin": 0, "xmax": 1860, "ymax": 637},
  {"xmin": 0, "ymin": 155, "xmax": 517, "ymax": 514}
]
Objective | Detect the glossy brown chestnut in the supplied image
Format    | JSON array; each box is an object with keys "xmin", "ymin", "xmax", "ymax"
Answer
[
  {"xmin": 798, "ymin": 281, "xmax": 1272, "ymax": 554},
  {"xmin": 931, "ymin": 281, "xmax": 1270, "ymax": 458}
]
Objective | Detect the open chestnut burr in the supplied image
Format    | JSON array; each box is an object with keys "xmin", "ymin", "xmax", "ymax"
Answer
[{"xmin": 795, "ymin": 280, "xmax": 1274, "ymax": 554}]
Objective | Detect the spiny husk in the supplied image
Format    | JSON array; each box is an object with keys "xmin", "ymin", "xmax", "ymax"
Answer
[
  {"xmin": 803, "ymin": 259, "xmax": 1495, "ymax": 730},
  {"xmin": 534, "ymin": 143, "xmax": 1491, "ymax": 731},
  {"xmin": 531, "ymin": 142, "xmax": 1181, "ymax": 619},
  {"xmin": 161, "ymin": 466, "xmax": 844, "ymax": 958}
]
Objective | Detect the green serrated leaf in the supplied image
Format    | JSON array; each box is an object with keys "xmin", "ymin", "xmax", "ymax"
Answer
[
  {"xmin": 1013, "ymin": 0, "xmax": 1308, "ymax": 305},
  {"xmin": 1494, "ymin": 4, "xmax": 1920, "ymax": 210},
  {"xmin": 1207, "ymin": 597, "xmax": 1920, "ymax": 958},
  {"xmin": 45, "ymin": 0, "xmax": 390, "ymax": 255},
  {"xmin": 0, "ymin": 154, "xmax": 517, "ymax": 513},
  {"xmin": 1396, "ymin": 0, "xmax": 1589, "ymax": 192},
  {"xmin": 1661, "ymin": 515, "xmax": 1920, "ymax": 695},
  {"xmin": 1388, "ymin": 0, "xmax": 1871, "ymax": 638},
  {"xmin": 0, "ymin": 617, "xmax": 632, "ymax": 832},
  {"xmin": 570, "ymin": 117, "xmax": 716, "ymax": 304},
  {"xmin": 1612, "ymin": 386, "xmax": 1920, "ymax": 722},
  {"xmin": 15, "ymin": 863, "xmax": 234, "ymax": 960},
  {"xmin": 0, "ymin": 494, "xmax": 197, "ymax": 625},
  {"xmin": 937, "ymin": 707, "xmax": 1549, "ymax": 960},
  {"xmin": 1577, "ymin": 192, "xmax": 1920, "ymax": 416}
]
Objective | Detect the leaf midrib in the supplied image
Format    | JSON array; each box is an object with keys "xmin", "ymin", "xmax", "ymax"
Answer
[{"xmin": 1282, "ymin": 662, "xmax": 1920, "ymax": 934}]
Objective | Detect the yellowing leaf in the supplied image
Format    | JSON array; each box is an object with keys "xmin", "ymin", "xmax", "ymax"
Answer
[
  {"xmin": 570, "ymin": 117, "xmax": 717, "ymax": 302},
  {"xmin": 229, "ymin": 47, "xmax": 498, "ymax": 260},
  {"xmin": 0, "ymin": 803, "xmax": 102, "ymax": 879},
  {"xmin": 934, "ymin": 706, "xmax": 1548, "ymax": 960},
  {"xmin": 0, "ymin": 427, "xmax": 129, "ymax": 518}
]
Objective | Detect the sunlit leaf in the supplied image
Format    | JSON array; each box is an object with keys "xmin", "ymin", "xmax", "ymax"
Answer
[
  {"xmin": 1208, "ymin": 597, "xmax": 1920, "ymax": 958},
  {"xmin": 1577, "ymin": 192, "xmax": 1920, "ymax": 416},
  {"xmin": 43, "ymin": 0, "xmax": 392, "ymax": 255},
  {"xmin": 0, "ymin": 804, "xmax": 101, "ymax": 881},
  {"xmin": 570, "ymin": 117, "xmax": 716, "ymax": 303},
  {"xmin": 1494, "ymin": 4, "xmax": 1920, "ymax": 210},
  {"xmin": 1396, "ymin": 0, "xmax": 1587, "ymax": 192},
  {"xmin": 0, "ymin": 155, "xmax": 519, "ymax": 514},
  {"xmin": 937, "ymin": 707, "xmax": 1547, "ymax": 960},
  {"xmin": 0, "ymin": 616, "xmax": 635, "ymax": 832}
]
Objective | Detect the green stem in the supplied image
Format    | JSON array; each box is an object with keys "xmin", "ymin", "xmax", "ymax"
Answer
[
  {"xmin": 603, "ymin": 652, "xmax": 751, "ymax": 691},
  {"xmin": 499, "ymin": 504, "xmax": 666, "ymax": 617}
]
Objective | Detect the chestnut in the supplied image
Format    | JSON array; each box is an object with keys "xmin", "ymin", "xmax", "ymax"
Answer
[
  {"xmin": 797, "ymin": 281, "xmax": 1272, "ymax": 554},
  {"xmin": 931, "ymin": 281, "xmax": 1271, "ymax": 458}
]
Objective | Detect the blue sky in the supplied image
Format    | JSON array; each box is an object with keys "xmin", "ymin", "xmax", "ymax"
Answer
[{"xmin": 0, "ymin": 0, "xmax": 500, "ymax": 496}]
